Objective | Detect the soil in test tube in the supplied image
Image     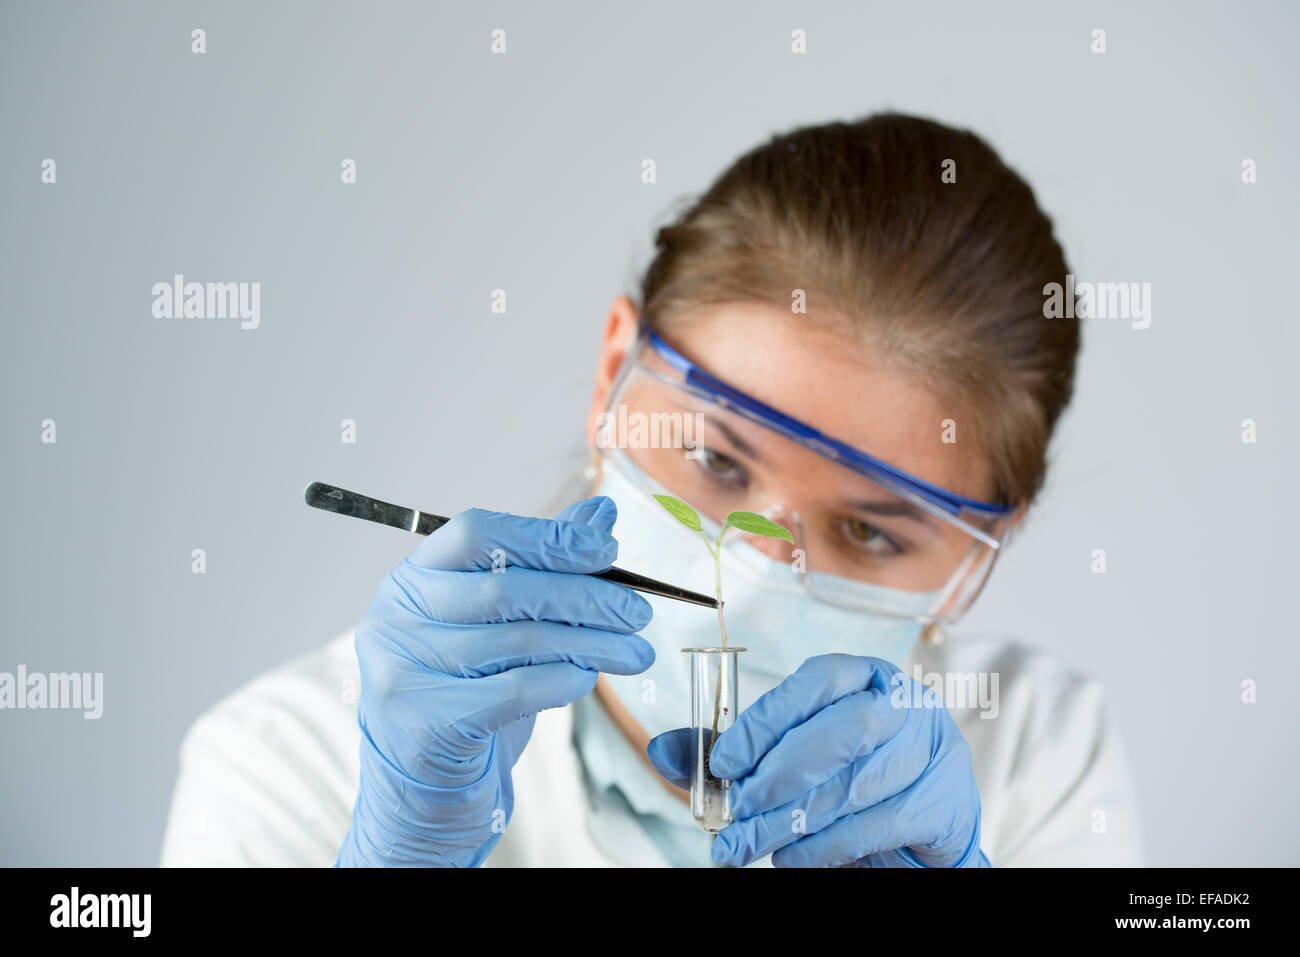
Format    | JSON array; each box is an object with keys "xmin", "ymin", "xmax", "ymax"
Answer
[
  {"xmin": 701, "ymin": 708, "xmax": 730, "ymax": 824},
  {"xmin": 707, "ymin": 707, "xmax": 728, "ymax": 790}
]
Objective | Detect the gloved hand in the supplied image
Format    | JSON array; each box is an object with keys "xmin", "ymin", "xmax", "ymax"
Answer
[
  {"xmin": 335, "ymin": 496, "xmax": 654, "ymax": 867},
  {"xmin": 646, "ymin": 654, "xmax": 989, "ymax": 867}
]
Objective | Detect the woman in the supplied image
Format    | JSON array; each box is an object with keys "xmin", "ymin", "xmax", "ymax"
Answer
[{"xmin": 160, "ymin": 113, "xmax": 1143, "ymax": 867}]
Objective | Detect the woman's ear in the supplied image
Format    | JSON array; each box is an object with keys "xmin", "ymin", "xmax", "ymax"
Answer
[{"xmin": 585, "ymin": 295, "xmax": 640, "ymax": 444}]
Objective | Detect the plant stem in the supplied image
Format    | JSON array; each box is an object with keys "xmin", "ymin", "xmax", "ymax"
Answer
[{"xmin": 701, "ymin": 527, "xmax": 727, "ymax": 775}]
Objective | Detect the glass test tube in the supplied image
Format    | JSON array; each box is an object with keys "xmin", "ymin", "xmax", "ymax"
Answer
[{"xmin": 683, "ymin": 646, "xmax": 746, "ymax": 833}]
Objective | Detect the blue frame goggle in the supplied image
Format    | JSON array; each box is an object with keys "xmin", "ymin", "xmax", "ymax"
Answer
[{"xmin": 633, "ymin": 319, "xmax": 1015, "ymax": 550}]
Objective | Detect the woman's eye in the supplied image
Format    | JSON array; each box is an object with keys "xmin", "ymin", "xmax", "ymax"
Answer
[
  {"xmin": 840, "ymin": 516, "xmax": 904, "ymax": 557},
  {"xmin": 698, "ymin": 448, "xmax": 746, "ymax": 483}
]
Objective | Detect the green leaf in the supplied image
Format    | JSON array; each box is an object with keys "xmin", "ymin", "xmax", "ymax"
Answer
[
  {"xmin": 723, "ymin": 511, "xmax": 794, "ymax": 543},
  {"xmin": 653, "ymin": 494, "xmax": 702, "ymax": 531}
]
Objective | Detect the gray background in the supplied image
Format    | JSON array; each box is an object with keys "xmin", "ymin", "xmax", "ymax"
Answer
[{"xmin": 2, "ymin": 0, "xmax": 1296, "ymax": 866}]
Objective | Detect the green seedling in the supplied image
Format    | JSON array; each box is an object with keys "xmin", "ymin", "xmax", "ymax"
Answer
[{"xmin": 652, "ymin": 494, "xmax": 794, "ymax": 776}]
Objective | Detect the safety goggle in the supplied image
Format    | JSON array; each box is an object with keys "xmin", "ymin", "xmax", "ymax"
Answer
[{"xmin": 593, "ymin": 320, "xmax": 1018, "ymax": 624}]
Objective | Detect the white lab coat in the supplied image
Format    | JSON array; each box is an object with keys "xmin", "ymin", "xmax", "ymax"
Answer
[{"xmin": 159, "ymin": 628, "xmax": 1145, "ymax": 867}]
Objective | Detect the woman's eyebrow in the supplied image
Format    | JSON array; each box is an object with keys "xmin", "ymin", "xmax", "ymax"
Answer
[
  {"xmin": 849, "ymin": 499, "xmax": 935, "ymax": 526},
  {"xmin": 702, "ymin": 415, "xmax": 761, "ymax": 460}
]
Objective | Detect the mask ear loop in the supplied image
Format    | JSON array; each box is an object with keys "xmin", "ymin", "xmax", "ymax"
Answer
[{"xmin": 921, "ymin": 544, "xmax": 984, "ymax": 646}]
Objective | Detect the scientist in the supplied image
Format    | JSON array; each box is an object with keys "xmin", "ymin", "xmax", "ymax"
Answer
[{"xmin": 160, "ymin": 113, "xmax": 1143, "ymax": 868}]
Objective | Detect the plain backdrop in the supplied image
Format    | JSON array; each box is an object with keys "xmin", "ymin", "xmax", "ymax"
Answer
[{"xmin": 2, "ymin": 0, "xmax": 1296, "ymax": 866}]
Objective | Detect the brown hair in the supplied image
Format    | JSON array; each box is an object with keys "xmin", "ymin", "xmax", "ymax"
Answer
[{"xmin": 635, "ymin": 112, "xmax": 1079, "ymax": 508}]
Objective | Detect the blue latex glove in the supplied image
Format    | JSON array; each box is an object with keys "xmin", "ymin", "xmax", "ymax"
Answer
[
  {"xmin": 335, "ymin": 496, "xmax": 654, "ymax": 867},
  {"xmin": 646, "ymin": 654, "xmax": 989, "ymax": 868}
]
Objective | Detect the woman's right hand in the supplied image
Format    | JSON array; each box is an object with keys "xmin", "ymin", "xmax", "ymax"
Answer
[{"xmin": 334, "ymin": 495, "xmax": 654, "ymax": 867}]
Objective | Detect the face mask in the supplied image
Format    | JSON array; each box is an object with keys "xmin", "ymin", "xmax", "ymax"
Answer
[{"xmin": 593, "ymin": 448, "xmax": 937, "ymax": 743}]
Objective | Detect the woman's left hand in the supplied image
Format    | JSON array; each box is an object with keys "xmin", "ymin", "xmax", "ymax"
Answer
[{"xmin": 646, "ymin": 653, "xmax": 989, "ymax": 867}]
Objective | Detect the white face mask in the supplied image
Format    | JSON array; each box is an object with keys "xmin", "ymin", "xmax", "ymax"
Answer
[{"xmin": 594, "ymin": 448, "xmax": 936, "ymax": 741}]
